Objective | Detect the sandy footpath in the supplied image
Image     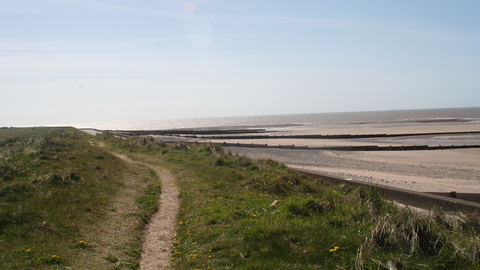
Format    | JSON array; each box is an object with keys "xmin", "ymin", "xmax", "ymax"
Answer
[{"xmin": 108, "ymin": 152, "xmax": 179, "ymax": 270}]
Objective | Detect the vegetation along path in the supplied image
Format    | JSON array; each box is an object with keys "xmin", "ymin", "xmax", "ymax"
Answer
[
  {"xmin": 93, "ymin": 134, "xmax": 480, "ymax": 269},
  {"xmin": 108, "ymin": 151, "xmax": 180, "ymax": 270}
]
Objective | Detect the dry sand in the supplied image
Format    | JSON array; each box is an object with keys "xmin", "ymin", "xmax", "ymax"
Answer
[
  {"xmin": 226, "ymin": 147, "xmax": 480, "ymax": 193},
  {"xmin": 217, "ymin": 121, "xmax": 480, "ymax": 194}
]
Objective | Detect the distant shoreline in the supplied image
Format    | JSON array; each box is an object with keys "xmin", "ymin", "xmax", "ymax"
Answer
[
  {"xmin": 80, "ymin": 119, "xmax": 480, "ymax": 196},
  {"xmin": 73, "ymin": 107, "xmax": 480, "ymax": 131}
]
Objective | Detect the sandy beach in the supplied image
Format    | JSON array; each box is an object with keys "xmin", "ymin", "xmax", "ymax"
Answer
[
  {"xmin": 225, "ymin": 147, "xmax": 480, "ymax": 193},
  {"xmin": 192, "ymin": 121, "xmax": 480, "ymax": 194}
]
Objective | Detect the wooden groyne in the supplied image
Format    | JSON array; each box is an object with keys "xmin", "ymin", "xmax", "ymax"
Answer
[
  {"xmin": 132, "ymin": 139, "xmax": 480, "ymax": 151},
  {"xmin": 184, "ymin": 130, "xmax": 480, "ymax": 140},
  {"xmin": 110, "ymin": 129, "xmax": 480, "ymax": 139},
  {"xmin": 107, "ymin": 128, "xmax": 266, "ymax": 137},
  {"xmin": 107, "ymin": 129, "xmax": 480, "ymax": 151},
  {"xmin": 218, "ymin": 142, "xmax": 480, "ymax": 151}
]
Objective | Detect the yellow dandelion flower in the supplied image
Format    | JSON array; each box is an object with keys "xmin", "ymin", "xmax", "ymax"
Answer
[
  {"xmin": 25, "ymin": 249, "xmax": 32, "ymax": 252},
  {"xmin": 79, "ymin": 241, "xmax": 85, "ymax": 243},
  {"xmin": 329, "ymin": 246, "xmax": 340, "ymax": 252}
]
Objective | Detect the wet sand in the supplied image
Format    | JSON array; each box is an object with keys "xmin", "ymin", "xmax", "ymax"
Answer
[{"xmin": 205, "ymin": 121, "xmax": 480, "ymax": 147}]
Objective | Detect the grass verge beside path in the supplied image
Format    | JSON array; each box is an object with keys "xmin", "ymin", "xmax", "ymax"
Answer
[
  {"xmin": 101, "ymin": 134, "xmax": 480, "ymax": 270},
  {"xmin": 0, "ymin": 128, "xmax": 161, "ymax": 269}
]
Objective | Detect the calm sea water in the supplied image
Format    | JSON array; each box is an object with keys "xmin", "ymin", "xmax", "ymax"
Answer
[{"xmin": 77, "ymin": 107, "xmax": 480, "ymax": 131}]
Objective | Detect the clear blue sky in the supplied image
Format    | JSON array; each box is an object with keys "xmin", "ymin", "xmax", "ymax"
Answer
[{"xmin": 1, "ymin": 0, "xmax": 479, "ymax": 126}]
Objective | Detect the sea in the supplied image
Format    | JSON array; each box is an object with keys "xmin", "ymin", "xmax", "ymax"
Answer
[{"xmin": 77, "ymin": 107, "xmax": 480, "ymax": 131}]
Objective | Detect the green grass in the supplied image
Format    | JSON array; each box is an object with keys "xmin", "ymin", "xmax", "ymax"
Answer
[
  {"xmin": 0, "ymin": 128, "xmax": 160, "ymax": 269},
  {"xmin": 4, "ymin": 128, "xmax": 480, "ymax": 269},
  {"xmin": 101, "ymin": 134, "xmax": 480, "ymax": 270}
]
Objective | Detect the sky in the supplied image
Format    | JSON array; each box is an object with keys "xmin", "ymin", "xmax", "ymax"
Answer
[{"xmin": 1, "ymin": 0, "xmax": 479, "ymax": 127}]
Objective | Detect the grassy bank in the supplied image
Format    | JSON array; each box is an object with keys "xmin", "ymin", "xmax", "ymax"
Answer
[
  {"xmin": 3, "ymin": 128, "xmax": 480, "ymax": 269},
  {"xmin": 0, "ymin": 128, "xmax": 161, "ymax": 269},
  {"xmin": 102, "ymin": 134, "xmax": 480, "ymax": 270}
]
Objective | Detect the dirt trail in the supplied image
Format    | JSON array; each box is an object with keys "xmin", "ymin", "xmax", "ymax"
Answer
[{"xmin": 110, "ymin": 152, "xmax": 180, "ymax": 270}]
